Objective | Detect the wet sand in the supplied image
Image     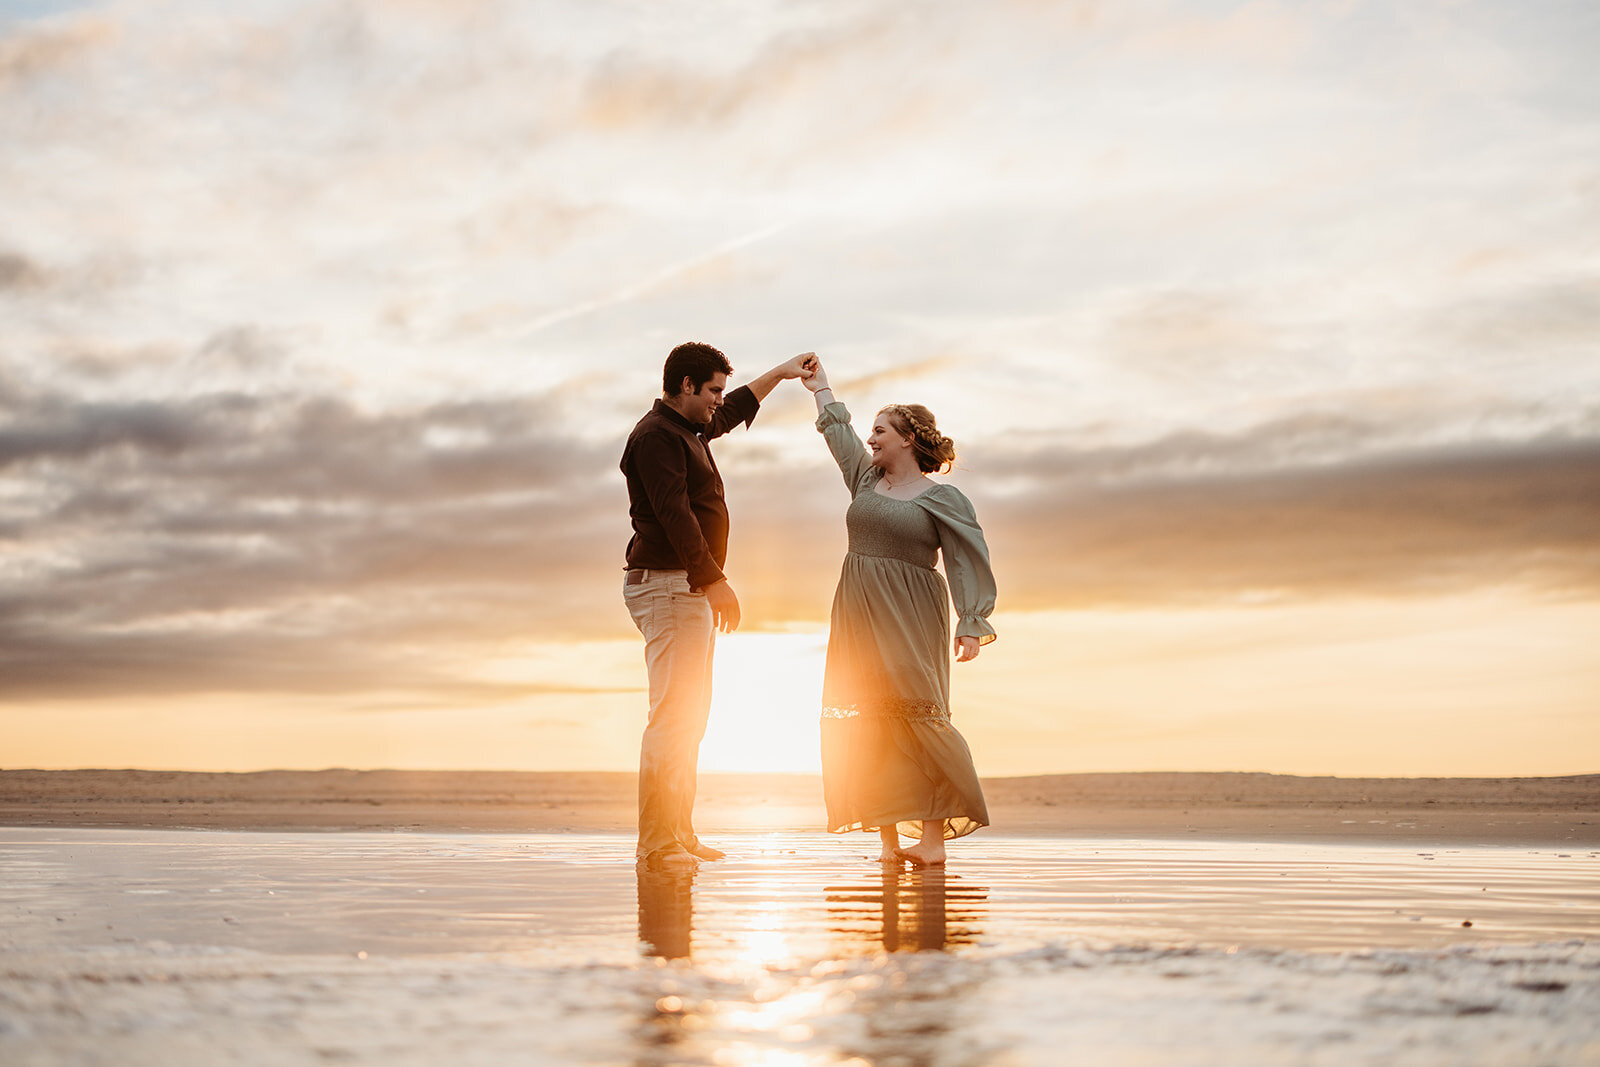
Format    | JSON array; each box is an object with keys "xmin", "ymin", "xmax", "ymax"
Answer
[
  {"xmin": 3, "ymin": 772, "xmax": 1596, "ymax": 1063},
  {"xmin": 2, "ymin": 828, "xmax": 1597, "ymax": 1065},
  {"xmin": 3, "ymin": 769, "xmax": 1596, "ymax": 845}
]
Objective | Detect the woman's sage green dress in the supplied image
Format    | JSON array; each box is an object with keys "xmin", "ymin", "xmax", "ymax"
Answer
[{"xmin": 816, "ymin": 402, "xmax": 997, "ymax": 841}]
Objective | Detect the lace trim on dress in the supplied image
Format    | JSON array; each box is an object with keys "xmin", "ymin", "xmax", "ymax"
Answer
[{"xmin": 821, "ymin": 700, "xmax": 949, "ymax": 722}]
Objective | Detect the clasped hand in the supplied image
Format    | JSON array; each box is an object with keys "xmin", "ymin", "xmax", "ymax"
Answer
[{"xmin": 800, "ymin": 354, "xmax": 828, "ymax": 393}]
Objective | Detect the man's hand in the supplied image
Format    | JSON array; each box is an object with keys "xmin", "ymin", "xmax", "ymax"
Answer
[
  {"xmin": 746, "ymin": 352, "xmax": 818, "ymax": 401},
  {"xmin": 778, "ymin": 351, "xmax": 816, "ymax": 379},
  {"xmin": 955, "ymin": 636, "xmax": 981, "ymax": 662},
  {"xmin": 705, "ymin": 580, "xmax": 742, "ymax": 633}
]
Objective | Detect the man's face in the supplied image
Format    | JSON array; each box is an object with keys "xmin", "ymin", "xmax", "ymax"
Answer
[{"xmin": 678, "ymin": 372, "xmax": 728, "ymax": 424}]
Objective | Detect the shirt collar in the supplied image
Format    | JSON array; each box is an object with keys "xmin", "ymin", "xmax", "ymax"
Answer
[{"xmin": 652, "ymin": 398, "xmax": 705, "ymax": 435}]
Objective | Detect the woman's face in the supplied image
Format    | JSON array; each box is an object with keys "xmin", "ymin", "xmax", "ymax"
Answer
[{"xmin": 868, "ymin": 412, "xmax": 915, "ymax": 469}]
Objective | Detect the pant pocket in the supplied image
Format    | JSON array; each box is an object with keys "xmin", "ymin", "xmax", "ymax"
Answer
[{"xmin": 624, "ymin": 584, "xmax": 661, "ymax": 632}]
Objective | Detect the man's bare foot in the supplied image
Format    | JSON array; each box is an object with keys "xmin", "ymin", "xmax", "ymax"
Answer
[
  {"xmin": 895, "ymin": 841, "xmax": 947, "ymax": 867},
  {"xmin": 690, "ymin": 843, "xmax": 726, "ymax": 861}
]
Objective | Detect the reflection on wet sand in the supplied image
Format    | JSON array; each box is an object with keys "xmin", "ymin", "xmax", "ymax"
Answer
[
  {"xmin": 5, "ymin": 831, "xmax": 1594, "ymax": 1066},
  {"xmin": 637, "ymin": 861, "xmax": 989, "ymax": 961},
  {"xmin": 636, "ymin": 864, "xmax": 696, "ymax": 960},
  {"xmin": 634, "ymin": 861, "xmax": 994, "ymax": 1066},
  {"xmin": 827, "ymin": 867, "xmax": 988, "ymax": 954}
]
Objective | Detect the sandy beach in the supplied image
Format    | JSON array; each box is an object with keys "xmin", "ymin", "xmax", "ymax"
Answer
[
  {"xmin": 2, "ymin": 827, "xmax": 1598, "ymax": 1065},
  {"xmin": 1, "ymin": 769, "xmax": 1595, "ymax": 845},
  {"xmin": 3, "ymin": 772, "xmax": 1597, "ymax": 1064}
]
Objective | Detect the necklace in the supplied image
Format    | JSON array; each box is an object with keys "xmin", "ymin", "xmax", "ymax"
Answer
[{"xmin": 881, "ymin": 472, "xmax": 923, "ymax": 489}]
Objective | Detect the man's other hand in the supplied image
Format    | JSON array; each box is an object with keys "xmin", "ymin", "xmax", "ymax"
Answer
[{"xmin": 705, "ymin": 580, "xmax": 742, "ymax": 633}]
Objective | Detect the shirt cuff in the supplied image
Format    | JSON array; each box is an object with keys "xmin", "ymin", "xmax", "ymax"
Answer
[
  {"xmin": 687, "ymin": 561, "xmax": 727, "ymax": 591},
  {"xmin": 726, "ymin": 384, "xmax": 760, "ymax": 429}
]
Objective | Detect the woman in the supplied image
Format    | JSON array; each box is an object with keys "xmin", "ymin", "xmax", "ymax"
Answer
[{"xmin": 803, "ymin": 357, "xmax": 997, "ymax": 866}]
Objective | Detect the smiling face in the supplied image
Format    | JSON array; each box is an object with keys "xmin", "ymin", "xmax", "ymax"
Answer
[
  {"xmin": 673, "ymin": 372, "xmax": 728, "ymax": 424},
  {"xmin": 868, "ymin": 410, "xmax": 916, "ymax": 470}
]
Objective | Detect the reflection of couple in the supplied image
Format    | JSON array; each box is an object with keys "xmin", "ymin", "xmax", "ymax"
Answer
[
  {"xmin": 637, "ymin": 863, "xmax": 987, "ymax": 959},
  {"xmin": 621, "ymin": 343, "xmax": 997, "ymax": 870}
]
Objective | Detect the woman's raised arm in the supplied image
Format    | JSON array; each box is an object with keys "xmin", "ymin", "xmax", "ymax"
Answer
[{"xmin": 805, "ymin": 357, "xmax": 875, "ymax": 493}]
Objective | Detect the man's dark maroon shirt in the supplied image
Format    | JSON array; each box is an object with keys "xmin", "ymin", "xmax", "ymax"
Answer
[{"xmin": 621, "ymin": 386, "xmax": 760, "ymax": 590}]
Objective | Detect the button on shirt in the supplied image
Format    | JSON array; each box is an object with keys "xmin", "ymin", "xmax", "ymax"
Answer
[{"xmin": 621, "ymin": 386, "xmax": 761, "ymax": 590}]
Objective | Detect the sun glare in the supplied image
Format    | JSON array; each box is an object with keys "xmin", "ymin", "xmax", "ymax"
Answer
[{"xmin": 700, "ymin": 632, "xmax": 827, "ymax": 774}]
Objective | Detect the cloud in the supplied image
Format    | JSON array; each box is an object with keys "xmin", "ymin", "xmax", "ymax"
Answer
[
  {"xmin": 0, "ymin": 13, "xmax": 112, "ymax": 87},
  {"xmin": 575, "ymin": 6, "xmax": 913, "ymax": 131},
  {"xmin": 3, "ymin": 0, "xmax": 1599, "ymax": 710},
  {"xmin": 0, "ymin": 397, "xmax": 205, "ymax": 467},
  {"xmin": 1428, "ymin": 275, "xmax": 1600, "ymax": 353},
  {"xmin": 0, "ymin": 368, "xmax": 633, "ymax": 700},
  {"xmin": 3, "ymin": 340, "xmax": 1597, "ymax": 703},
  {"xmin": 832, "ymin": 356, "xmax": 965, "ymax": 395},
  {"xmin": 974, "ymin": 433, "xmax": 1600, "ymax": 610},
  {"xmin": 1104, "ymin": 290, "xmax": 1279, "ymax": 376},
  {"xmin": 0, "ymin": 250, "xmax": 46, "ymax": 290},
  {"xmin": 723, "ymin": 412, "xmax": 1600, "ymax": 627}
]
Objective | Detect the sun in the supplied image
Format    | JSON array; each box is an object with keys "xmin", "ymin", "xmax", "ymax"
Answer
[{"xmin": 699, "ymin": 631, "xmax": 828, "ymax": 774}]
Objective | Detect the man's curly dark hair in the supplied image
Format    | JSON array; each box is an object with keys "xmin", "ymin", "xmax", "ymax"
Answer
[{"xmin": 662, "ymin": 341, "xmax": 733, "ymax": 395}]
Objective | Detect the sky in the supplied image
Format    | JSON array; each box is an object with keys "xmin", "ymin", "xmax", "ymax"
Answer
[{"xmin": 2, "ymin": 0, "xmax": 1597, "ymax": 777}]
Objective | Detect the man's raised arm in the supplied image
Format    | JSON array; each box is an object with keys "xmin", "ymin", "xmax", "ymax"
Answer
[{"xmin": 744, "ymin": 352, "xmax": 818, "ymax": 402}]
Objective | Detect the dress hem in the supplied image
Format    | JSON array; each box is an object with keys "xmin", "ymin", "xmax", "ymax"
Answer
[{"xmin": 827, "ymin": 815, "xmax": 988, "ymax": 841}]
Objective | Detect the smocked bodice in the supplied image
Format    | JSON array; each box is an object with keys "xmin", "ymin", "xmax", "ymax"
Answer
[
  {"xmin": 845, "ymin": 489, "xmax": 939, "ymax": 568},
  {"xmin": 817, "ymin": 399, "xmax": 997, "ymax": 645}
]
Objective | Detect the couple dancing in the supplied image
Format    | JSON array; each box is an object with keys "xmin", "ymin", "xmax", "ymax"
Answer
[{"xmin": 621, "ymin": 343, "xmax": 996, "ymax": 870}]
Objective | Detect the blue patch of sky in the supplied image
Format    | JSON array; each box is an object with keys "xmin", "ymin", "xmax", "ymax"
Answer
[{"xmin": 0, "ymin": 0, "xmax": 102, "ymax": 28}]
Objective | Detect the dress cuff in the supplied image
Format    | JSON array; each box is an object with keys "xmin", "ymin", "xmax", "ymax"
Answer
[
  {"xmin": 814, "ymin": 400, "xmax": 851, "ymax": 430},
  {"xmin": 956, "ymin": 615, "xmax": 997, "ymax": 645}
]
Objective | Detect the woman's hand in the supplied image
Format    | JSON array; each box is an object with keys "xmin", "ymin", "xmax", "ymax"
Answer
[
  {"xmin": 750, "ymin": 353, "xmax": 820, "ymax": 401},
  {"xmin": 802, "ymin": 356, "xmax": 830, "ymax": 393},
  {"xmin": 955, "ymin": 636, "xmax": 981, "ymax": 662},
  {"xmin": 778, "ymin": 352, "xmax": 816, "ymax": 380}
]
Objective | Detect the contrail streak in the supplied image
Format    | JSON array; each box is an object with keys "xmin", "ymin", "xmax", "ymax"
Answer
[{"xmin": 512, "ymin": 221, "xmax": 792, "ymax": 341}]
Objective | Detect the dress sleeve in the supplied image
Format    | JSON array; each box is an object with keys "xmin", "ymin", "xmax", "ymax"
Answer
[
  {"xmin": 918, "ymin": 485, "xmax": 998, "ymax": 645},
  {"xmin": 814, "ymin": 401, "xmax": 878, "ymax": 496}
]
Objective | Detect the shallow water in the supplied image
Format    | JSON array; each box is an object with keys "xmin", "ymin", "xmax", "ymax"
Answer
[
  {"xmin": 2, "ymin": 829, "xmax": 1595, "ymax": 959},
  {"xmin": 2, "ymin": 829, "xmax": 1597, "ymax": 1065}
]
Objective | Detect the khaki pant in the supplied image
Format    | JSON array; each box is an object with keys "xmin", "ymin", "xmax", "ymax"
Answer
[{"xmin": 623, "ymin": 569, "xmax": 715, "ymax": 860}]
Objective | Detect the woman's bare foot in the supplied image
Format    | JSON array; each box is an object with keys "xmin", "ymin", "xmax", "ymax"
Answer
[
  {"xmin": 896, "ymin": 821, "xmax": 948, "ymax": 866},
  {"xmin": 895, "ymin": 840, "xmax": 947, "ymax": 867},
  {"xmin": 877, "ymin": 826, "xmax": 902, "ymax": 864}
]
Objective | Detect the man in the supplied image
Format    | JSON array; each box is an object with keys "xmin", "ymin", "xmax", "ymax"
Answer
[{"xmin": 621, "ymin": 341, "xmax": 815, "ymax": 868}]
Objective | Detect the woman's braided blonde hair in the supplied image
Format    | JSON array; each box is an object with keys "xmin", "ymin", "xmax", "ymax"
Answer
[{"xmin": 879, "ymin": 403, "xmax": 957, "ymax": 474}]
